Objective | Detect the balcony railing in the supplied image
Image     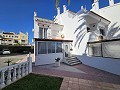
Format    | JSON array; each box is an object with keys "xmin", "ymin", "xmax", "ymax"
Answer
[{"xmin": 0, "ymin": 53, "xmax": 32, "ymax": 89}]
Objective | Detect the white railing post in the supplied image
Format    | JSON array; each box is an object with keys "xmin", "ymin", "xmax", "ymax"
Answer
[
  {"xmin": 12, "ymin": 67, "xmax": 17, "ymax": 82},
  {"xmin": 17, "ymin": 65, "xmax": 21, "ymax": 79},
  {"xmin": 0, "ymin": 71, "xmax": 5, "ymax": 89},
  {"xmin": 25, "ymin": 63, "xmax": 28, "ymax": 75},
  {"xmin": 21, "ymin": 64, "xmax": 25, "ymax": 76},
  {"xmin": 6, "ymin": 68, "xmax": 12, "ymax": 85},
  {"xmin": 27, "ymin": 52, "xmax": 32, "ymax": 73}
]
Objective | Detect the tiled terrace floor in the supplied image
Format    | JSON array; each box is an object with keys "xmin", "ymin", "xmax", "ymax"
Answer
[{"xmin": 32, "ymin": 63, "xmax": 120, "ymax": 90}]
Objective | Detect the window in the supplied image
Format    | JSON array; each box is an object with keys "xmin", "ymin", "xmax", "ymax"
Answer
[
  {"xmin": 9, "ymin": 40, "xmax": 11, "ymax": 42},
  {"xmin": 21, "ymin": 40, "xmax": 25, "ymax": 42},
  {"xmin": 39, "ymin": 27, "xmax": 48, "ymax": 39},
  {"xmin": 14, "ymin": 40, "xmax": 18, "ymax": 43},
  {"xmin": 48, "ymin": 42, "xmax": 55, "ymax": 53},
  {"xmin": 38, "ymin": 41, "xmax": 63, "ymax": 54},
  {"xmin": 39, "ymin": 27, "xmax": 43, "ymax": 38},
  {"xmin": 38, "ymin": 42, "xmax": 47, "ymax": 54},
  {"xmin": 100, "ymin": 29, "xmax": 105, "ymax": 36},
  {"xmin": 44, "ymin": 28, "xmax": 48, "ymax": 39},
  {"xmin": 56, "ymin": 42, "xmax": 62, "ymax": 53},
  {"xmin": 15, "ymin": 36, "xmax": 18, "ymax": 38}
]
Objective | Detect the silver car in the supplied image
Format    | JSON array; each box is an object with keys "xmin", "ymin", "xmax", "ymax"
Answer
[{"xmin": 2, "ymin": 49, "xmax": 11, "ymax": 55}]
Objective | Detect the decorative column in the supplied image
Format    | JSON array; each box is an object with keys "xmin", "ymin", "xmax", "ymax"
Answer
[
  {"xmin": 6, "ymin": 68, "xmax": 12, "ymax": 85},
  {"xmin": 0, "ymin": 71, "xmax": 5, "ymax": 89},
  {"xmin": 12, "ymin": 67, "xmax": 17, "ymax": 82},
  {"xmin": 25, "ymin": 63, "xmax": 28, "ymax": 75},
  {"xmin": 21, "ymin": 64, "xmax": 25, "ymax": 76},
  {"xmin": 17, "ymin": 65, "xmax": 21, "ymax": 79},
  {"xmin": 27, "ymin": 52, "xmax": 32, "ymax": 73}
]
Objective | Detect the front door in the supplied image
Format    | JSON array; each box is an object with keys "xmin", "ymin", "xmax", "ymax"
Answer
[{"xmin": 64, "ymin": 43, "xmax": 70, "ymax": 57}]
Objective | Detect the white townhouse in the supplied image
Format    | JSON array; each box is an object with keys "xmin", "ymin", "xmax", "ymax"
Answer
[{"xmin": 33, "ymin": 0, "xmax": 120, "ymax": 75}]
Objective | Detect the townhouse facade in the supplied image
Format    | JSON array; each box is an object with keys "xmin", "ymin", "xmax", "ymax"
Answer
[{"xmin": 33, "ymin": 0, "xmax": 120, "ymax": 75}]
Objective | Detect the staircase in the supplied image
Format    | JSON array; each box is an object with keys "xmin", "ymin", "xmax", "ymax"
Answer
[{"xmin": 63, "ymin": 56, "xmax": 82, "ymax": 66}]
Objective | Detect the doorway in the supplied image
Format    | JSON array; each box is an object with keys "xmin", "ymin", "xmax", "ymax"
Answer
[{"xmin": 64, "ymin": 43, "xmax": 70, "ymax": 58}]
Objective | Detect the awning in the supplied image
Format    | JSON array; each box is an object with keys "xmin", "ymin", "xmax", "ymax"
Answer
[
  {"xmin": 85, "ymin": 11, "xmax": 111, "ymax": 26},
  {"xmin": 34, "ymin": 38, "xmax": 73, "ymax": 42}
]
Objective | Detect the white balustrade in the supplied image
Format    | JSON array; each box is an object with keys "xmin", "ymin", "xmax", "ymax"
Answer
[
  {"xmin": 12, "ymin": 66, "xmax": 17, "ymax": 82},
  {"xmin": 0, "ymin": 53, "xmax": 32, "ymax": 89},
  {"xmin": 6, "ymin": 68, "xmax": 12, "ymax": 85},
  {"xmin": 17, "ymin": 65, "xmax": 21, "ymax": 79},
  {"xmin": 0, "ymin": 71, "xmax": 5, "ymax": 89}
]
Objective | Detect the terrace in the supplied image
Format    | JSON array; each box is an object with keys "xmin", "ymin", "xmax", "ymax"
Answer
[{"xmin": 0, "ymin": 53, "xmax": 120, "ymax": 90}]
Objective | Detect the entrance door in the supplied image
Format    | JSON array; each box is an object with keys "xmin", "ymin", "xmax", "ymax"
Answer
[{"xmin": 64, "ymin": 43, "xmax": 70, "ymax": 57}]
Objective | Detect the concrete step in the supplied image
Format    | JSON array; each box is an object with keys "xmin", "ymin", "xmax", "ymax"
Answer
[
  {"xmin": 64, "ymin": 56, "xmax": 82, "ymax": 66},
  {"xmin": 69, "ymin": 62, "xmax": 81, "ymax": 66},
  {"xmin": 66, "ymin": 58, "xmax": 79, "ymax": 62},
  {"xmin": 68, "ymin": 60, "xmax": 80, "ymax": 63}
]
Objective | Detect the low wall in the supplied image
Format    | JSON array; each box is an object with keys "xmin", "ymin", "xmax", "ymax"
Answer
[
  {"xmin": 76, "ymin": 54, "xmax": 120, "ymax": 76},
  {"xmin": 35, "ymin": 53, "xmax": 63, "ymax": 65},
  {"xmin": 0, "ymin": 45, "xmax": 34, "ymax": 53}
]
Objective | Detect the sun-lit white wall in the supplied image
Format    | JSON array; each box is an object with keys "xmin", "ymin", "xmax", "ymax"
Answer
[
  {"xmin": 99, "ymin": 3, "xmax": 120, "ymax": 39},
  {"xmin": 33, "ymin": 17, "xmax": 39, "ymax": 38},
  {"xmin": 55, "ymin": 10, "xmax": 90, "ymax": 55}
]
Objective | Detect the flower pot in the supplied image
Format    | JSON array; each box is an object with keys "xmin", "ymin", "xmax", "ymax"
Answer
[{"xmin": 55, "ymin": 61, "xmax": 60, "ymax": 67}]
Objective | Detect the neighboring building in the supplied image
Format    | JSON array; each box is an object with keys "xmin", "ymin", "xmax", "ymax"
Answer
[
  {"xmin": 0, "ymin": 35, "xmax": 3, "ymax": 45},
  {"xmin": 0, "ymin": 32, "xmax": 28, "ymax": 45},
  {"xmin": 33, "ymin": 0, "xmax": 120, "ymax": 75}
]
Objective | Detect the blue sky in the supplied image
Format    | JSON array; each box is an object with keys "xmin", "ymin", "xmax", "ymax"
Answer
[{"xmin": 0, "ymin": 0, "xmax": 119, "ymax": 43}]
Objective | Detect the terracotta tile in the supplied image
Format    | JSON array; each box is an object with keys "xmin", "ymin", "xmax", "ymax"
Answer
[
  {"xmin": 68, "ymin": 82, "xmax": 73, "ymax": 88},
  {"xmin": 112, "ymin": 84, "xmax": 120, "ymax": 89},
  {"xmin": 67, "ymin": 87, "xmax": 72, "ymax": 90},
  {"xmin": 61, "ymin": 82, "xmax": 69, "ymax": 88},
  {"xmin": 99, "ymin": 82, "xmax": 114, "ymax": 88},
  {"xmin": 79, "ymin": 85, "xmax": 92, "ymax": 90}
]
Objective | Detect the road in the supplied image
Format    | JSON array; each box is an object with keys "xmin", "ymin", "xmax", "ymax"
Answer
[{"xmin": 0, "ymin": 54, "xmax": 27, "ymax": 68}]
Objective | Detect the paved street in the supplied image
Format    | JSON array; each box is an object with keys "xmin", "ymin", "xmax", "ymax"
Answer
[{"xmin": 0, "ymin": 54, "xmax": 27, "ymax": 68}]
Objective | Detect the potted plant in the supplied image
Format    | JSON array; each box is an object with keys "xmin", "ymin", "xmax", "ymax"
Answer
[{"xmin": 55, "ymin": 58, "xmax": 60, "ymax": 67}]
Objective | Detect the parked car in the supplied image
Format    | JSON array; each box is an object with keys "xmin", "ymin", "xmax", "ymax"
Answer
[
  {"xmin": 2, "ymin": 49, "xmax": 11, "ymax": 55},
  {"xmin": 0, "ymin": 51, "xmax": 2, "ymax": 54}
]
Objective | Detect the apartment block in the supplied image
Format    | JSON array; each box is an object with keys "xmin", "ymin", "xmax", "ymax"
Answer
[{"xmin": 0, "ymin": 32, "xmax": 28, "ymax": 45}]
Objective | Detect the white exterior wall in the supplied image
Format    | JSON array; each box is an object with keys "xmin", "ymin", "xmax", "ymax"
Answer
[
  {"xmin": 77, "ymin": 3, "xmax": 120, "ymax": 75},
  {"xmin": 34, "ymin": 17, "xmax": 39, "ymax": 38},
  {"xmin": 54, "ymin": 4, "xmax": 120, "ymax": 75},
  {"xmin": 35, "ymin": 53, "xmax": 63, "ymax": 65},
  {"xmin": 99, "ymin": 3, "xmax": 120, "ymax": 39},
  {"xmin": 55, "ymin": 11, "xmax": 90, "ymax": 55},
  {"xmin": 76, "ymin": 55, "xmax": 120, "ymax": 75}
]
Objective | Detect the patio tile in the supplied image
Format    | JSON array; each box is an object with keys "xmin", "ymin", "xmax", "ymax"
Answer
[
  {"xmin": 72, "ymin": 83, "xmax": 79, "ymax": 89},
  {"xmin": 112, "ymin": 84, "xmax": 120, "ymax": 89},
  {"xmin": 68, "ymin": 82, "xmax": 73, "ymax": 88},
  {"xmin": 32, "ymin": 63, "xmax": 120, "ymax": 90},
  {"xmin": 79, "ymin": 85, "xmax": 92, "ymax": 90}
]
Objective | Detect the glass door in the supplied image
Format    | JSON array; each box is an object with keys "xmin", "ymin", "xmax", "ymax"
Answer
[{"xmin": 64, "ymin": 43, "xmax": 70, "ymax": 57}]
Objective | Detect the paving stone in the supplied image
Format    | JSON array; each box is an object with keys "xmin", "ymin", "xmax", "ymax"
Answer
[
  {"xmin": 32, "ymin": 63, "xmax": 120, "ymax": 90},
  {"xmin": 112, "ymin": 84, "xmax": 120, "ymax": 89}
]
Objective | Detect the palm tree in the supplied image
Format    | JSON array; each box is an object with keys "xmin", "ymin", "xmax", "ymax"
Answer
[
  {"xmin": 55, "ymin": 0, "xmax": 70, "ymax": 8},
  {"xmin": 55, "ymin": 0, "xmax": 94, "ymax": 8}
]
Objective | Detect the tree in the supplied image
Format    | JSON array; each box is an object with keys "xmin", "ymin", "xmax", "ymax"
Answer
[
  {"xmin": 55, "ymin": 0, "xmax": 94, "ymax": 8},
  {"xmin": 55, "ymin": 0, "xmax": 70, "ymax": 8}
]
